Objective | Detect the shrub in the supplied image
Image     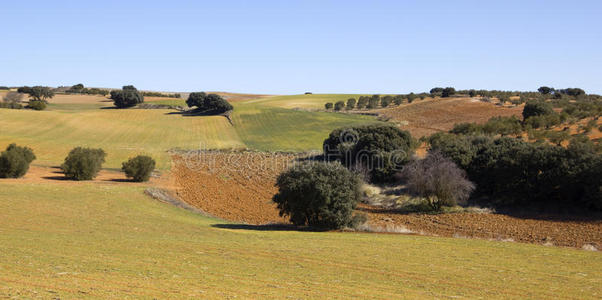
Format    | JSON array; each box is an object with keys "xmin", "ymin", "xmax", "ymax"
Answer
[
  {"xmin": 334, "ymin": 100, "xmax": 345, "ymax": 111},
  {"xmin": 538, "ymin": 86, "xmax": 553, "ymax": 95},
  {"xmin": 26, "ymin": 100, "xmax": 47, "ymax": 110},
  {"xmin": 399, "ymin": 152, "xmax": 475, "ymax": 210},
  {"xmin": 111, "ymin": 86, "xmax": 144, "ymax": 108},
  {"xmin": 346, "ymin": 98, "xmax": 356, "ymax": 110},
  {"xmin": 522, "ymin": 100, "xmax": 554, "ymax": 120},
  {"xmin": 61, "ymin": 147, "xmax": 106, "ymax": 180},
  {"xmin": 367, "ymin": 95, "xmax": 380, "ymax": 109},
  {"xmin": 407, "ymin": 93, "xmax": 417, "ymax": 103},
  {"xmin": 324, "ymin": 124, "xmax": 416, "ymax": 183},
  {"xmin": 380, "ymin": 96, "xmax": 392, "ymax": 107},
  {"xmin": 468, "ymin": 89, "xmax": 477, "ymax": 97},
  {"xmin": 430, "ymin": 87, "xmax": 443, "ymax": 97},
  {"xmin": 393, "ymin": 95, "xmax": 404, "ymax": 105},
  {"xmin": 0, "ymin": 144, "xmax": 36, "ymax": 178},
  {"xmin": 122, "ymin": 155, "xmax": 156, "ymax": 182},
  {"xmin": 356, "ymin": 96, "xmax": 368, "ymax": 109},
  {"xmin": 273, "ymin": 161, "xmax": 362, "ymax": 229},
  {"xmin": 3, "ymin": 91, "xmax": 23, "ymax": 104},
  {"xmin": 441, "ymin": 87, "xmax": 456, "ymax": 98},
  {"xmin": 186, "ymin": 92, "xmax": 233, "ymax": 114},
  {"xmin": 324, "ymin": 102, "xmax": 333, "ymax": 110}
]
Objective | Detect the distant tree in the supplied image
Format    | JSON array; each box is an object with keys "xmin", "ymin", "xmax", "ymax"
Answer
[
  {"xmin": 407, "ymin": 93, "xmax": 417, "ymax": 103},
  {"xmin": 334, "ymin": 100, "xmax": 345, "ymax": 111},
  {"xmin": 186, "ymin": 92, "xmax": 233, "ymax": 114},
  {"xmin": 122, "ymin": 155, "xmax": 156, "ymax": 182},
  {"xmin": 110, "ymin": 86, "xmax": 144, "ymax": 108},
  {"xmin": 393, "ymin": 95, "xmax": 404, "ymax": 105},
  {"xmin": 70, "ymin": 83, "xmax": 85, "ymax": 91},
  {"xmin": 538, "ymin": 86, "xmax": 553, "ymax": 95},
  {"xmin": 273, "ymin": 161, "xmax": 362, "ymax": 229},
  {"xmin": 430, "ymin": 87, "xmax": 443, "ymax": 97},
  {"xmin": 26, "ymin": 86, "xmax": 55, "ymax": 102},
  {"xmin": 468, "ymin": 89, "xmax": 477, "ymax": 97},
  {"xmin": 357, "ymin": 96, "xmax": 368, "ymax": 109},
  {"xmin": 441, "ymin": 87, "xmax": 456, "ymax": 98},
  {"xmin": 367, "ymin": 95, "xmax": 380, "ymax": 109},
  {"xmin": 17, "ymin": 86, "xmax": 33, "ymax": 94},
  {"xmin": 3, "ymin": 92, "xmax": 24, "ymax": 104},
  {"xmin": 380, "ymin": 96, "xmax": 392, "ymax": 107},
  {"xmin": 324, "ymin": 102, "xmax": 333, "ymax": 110},
  {"xmin": 522, "ymin": 100, "xmax": 554, "ymax": 120},
  {"xmin": 346, "ymin": 98, "xmax": 356, "ymax": 110}
]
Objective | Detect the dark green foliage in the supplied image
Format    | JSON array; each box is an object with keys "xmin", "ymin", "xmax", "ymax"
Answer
[
  {"xmin": 334, "ymin": 100, "xmax": 345, "ymax": 111},
  {"xmin": 367, "ymin": 95, "xmax": 380, "ymax": 109},
  {"xmin": 441, "ymin": 87, "xmax": 456, "ymax": 98},
  {"xmin": 0, "ymin": 86, "xmax": 9, "ymax": 90},
  {"xmin": 17, "ymin": 86, "xmax": 32, "ymax": 94},
  {"xmin": 380, "ymin": 96, "xmax": 392, "ymax": 107},
  {"xmin": 25, "ymin": 86, "xmax": 54, "ymax": 102},
  {"xmin": 66, "ymin": 84, "xmax": 108, "ymax": 96},
  {"xmin": 406, "ymin": 93, "xmax": 416, "ymax": 103},
  {"xmin": 468, "ymin": 89, "xmax": 477, "ymax": 97},
  {"xmin": 26, "ymin": 100, "xmax": 47, "ymax": 110},
  {"xmin": 186, "ymin": 92, "xmax": 233, "ymax": 114},
  {"xmin": 273, "ymin": 162, "xmax": 362, "ymax": 229},
  {"xmin": 0, "ymin": 144, "xmax": 36, "ymax": 178},
  {"xmin": 393, "ymin": 95, "xmax": 404, "ymax": 105},
  {"xmin": 430, "ymin": 87, "xmax": 443, "ymax": 97},
  {"xmin": 557, "ymin": 88, "xmax": 586, "ymax": 97},
  {"xmin": 122, "ymin": 155, "xmax": 156, "ymax": 182},
  {"xmin": 522, "ymin": 100, "xmax": 554, "ymax": 120},
  {"xmin": 346, "ymin": 98, "xmax": 356, "ymax": 110},
  {"xmin": 400, "ymin": 152, "xmax": 475, "ymax": 210},
  {"xmin": 451, "ymin": 116, "xmax": 522, "ymax": 136},
  {"xmin": 141, "ymin": 91, "xmax": 181, "ymax": 98},
  {"xmin": 61, "ymin": 147, "xmax": 106, "ymax": 180},
  {"xmin": 428, "ymin": 133, "xmax": 491, "ymax": 169},
  {"xmin": 324, "ymin": 102, "xmax": 333, "ymax": 110},
  {"xmin": 324, "ymin": 124, "xmax": 416, "ymax": 183},
  {"xmin": 538, "ymin": 86, "xmax": 553, "ymax": 94},
  {"xmin": 111, "ymin": 86, "xmax": 144, "ymax": 108},
  {"xmin": 356, "ymin": 96, "xmax": 368, "ymax": 109}
]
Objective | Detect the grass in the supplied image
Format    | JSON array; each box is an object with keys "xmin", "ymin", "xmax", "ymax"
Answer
[
  {"xmin": 0, "ymin": 94, "xmax": 379, "ymax": 169},
  {"xmin": 0, "ymin": 182, "xmax": 600, "ymax": 299},
  {"xmin": 247, "ymin": 94, "xmax": 368, "ymax": 109}
]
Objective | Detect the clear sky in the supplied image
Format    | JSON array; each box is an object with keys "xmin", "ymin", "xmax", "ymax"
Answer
[{"xmin": 1, "ymin": 0, "xmax": 601, "ymax": 94}]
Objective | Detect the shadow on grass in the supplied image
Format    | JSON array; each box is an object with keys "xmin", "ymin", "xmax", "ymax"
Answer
[
  {"xmin": 165, "ymin": 108, "xmax": 225, "ymax": 117},
  {"xmin": 211, "ymin": 223, "xmax": 321, "ymax": 232}
]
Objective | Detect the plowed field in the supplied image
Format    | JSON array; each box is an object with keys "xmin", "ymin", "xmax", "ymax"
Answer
[{"xmin": 173, "ymin": 151, "xmax": 602, "ymax": 249}]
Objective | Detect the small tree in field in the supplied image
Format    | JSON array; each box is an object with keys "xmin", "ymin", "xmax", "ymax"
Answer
[
  {"xmin": 61, "ymin": 147, "xmax": 106, "ymax": 180},
  {"xmin": 0, "ymin": 144, "xmax": 36, "ymax": 178},
  {"xmin": 346, "ymin": 98, "xmax": 356, "ymax": 110},
  {"xmin": 334, "ymin": 100, "xmax": 345, "ymax": 111},
  {"xmin": 441, "ymin": 87, "xmax": 456, "ymax": 98},
  {"xmin": 186, "ymin": 92, "xmax": 233, "ymax": 114},
  {"xmin": 399, "ymin": 151, "xmax": 475, "ymax": 210},
  {"xmin": 26, "ymin": 86, "xmax": 55, "ymax": 102},
  {"xmin": 324, "ymin": 102, "xmax": 333, "ymax": 110},
  {"xmin": 538, "ymin": 86, "xmax": 553, "ymax": 95},
  {"xmin": 273, "ymin": 162, "xmax": 362, "ymax": 229},
  {"xmin": 522, "ymin": 100, "xmax": 554, "ymax": 120},
  {"xmin": 122, "ymin": 155, "xmax": 155, "ymax": 182},
  {"xmin": 111, "ymin": 86, "xmax": 144, "ymax": 108}
]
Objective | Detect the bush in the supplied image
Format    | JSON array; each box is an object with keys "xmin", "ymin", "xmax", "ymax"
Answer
[
  {"xmin": 26, "ymin": 100, "xmax": 47, "ymax": 110},
  {"xmin": 61, "ymin": 147, "xmax": 106, "ymax": 180},
  {"xmin": 122, "ymin": 155, "xmax": 156, "ymax": 182},
  {"xmin": 400, "ymin": 152, "xmax": 475, "ymax": 210},
  {"xmin": 441, "ymin": 87, "xmax": 456, "ymax": 98},
  {"xmin": 380, "ymin": 96, "xmax": 392, "ymax": 107},
  {"xmin": 324, "ymin": 102, "xmax": 333, "ymax": 110},
  {"xmin": 186, "ymin": 92, "xmax": 233, "ymax": 114},
  {"xmin": 273, "ymin": 162, "xmax": 362, "ymax": 229},
  {"xmin": 334, "ymin": 100, "xmax": 345, "ymax": 111},
  {"xmin": 393, "ymin": 95, "xmax": 404, "ymax": 105},
  {"xmin": 324, "ymin": 124, "xmax": 416, "ymax": 183},
  {"xmin": 357, "ymin": 96, "xmax": 368, "ymax": 109},
  {"xmin": 430, "ymin": 87, "xmax": 443, "ymax": 97},
  {"xmin": 538, "ymin": 86, "xmax": 553, "ymax": 95},
  {"xmin": 25, "ymin": 86, "xmax": 54, "ymax": 102},
  {"xmin": 346, "ymin": 98, "xmax": 356, "ymax": 110},
  {"xmin": 0, "ymin": 144, "xmax": 36, "ymax": 178},
  {"xmin": 3, "ymin": 91, "xmax": 24, "ymax": 104},
  {"xmin": 111, "ymin": 86, "xmax": 144, "ymax": 108},
  {"xmin": 522, "ymin": 100, "xmax": 554, "ymax": 120},
  {"xmin": 367, "ymin": 95, "xmax": 380, "ymax": 109}
]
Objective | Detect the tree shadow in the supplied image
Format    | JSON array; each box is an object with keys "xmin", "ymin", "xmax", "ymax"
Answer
[
  {"xmin": 211, "ymin": 223, "xmax": 320, "ymax": 232},
  {"xmin": 165, "ymin": 109, "xmax": 223, "ymax": 117},
  {"xmin": 104, "ymin": 178, "xmax": 136, "ymax": 183},
  {"xmin": 42, "ymin": 175, "xmax": 70, "ymax": 181}
]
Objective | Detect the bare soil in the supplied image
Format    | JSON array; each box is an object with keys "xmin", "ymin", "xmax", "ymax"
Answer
[
  {"xmin": 376, "ymin": 97, "xmax": 523, "ymax": 137},
  {"xmin": 171, "ymin": 151, "xmax": 602, "ymax": 249}
]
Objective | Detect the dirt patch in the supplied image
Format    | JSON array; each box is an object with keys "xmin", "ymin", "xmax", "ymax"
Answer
[
  {"xmin": 171, "ymin": 151, "xmax": 602, "ymax": 249},
  {"xmin": 376, "ymin": 97, "xmax": 523, "ymax": 137},
  {"xmin": 362, "ymin": 204, "xmax": 602, "ymax": 249},
  {"xmin": 172, "ymin": 152, "xmax": 298, "ymax": 224}
]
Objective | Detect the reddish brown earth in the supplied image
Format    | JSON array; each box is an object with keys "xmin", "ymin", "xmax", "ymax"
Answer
[
  {"xmin": 172, "ymin": 151, "xmax": 602, "ymax": 249},
  {"xmin": 376, "ymin": 97, "xmax": 523, "ymax": 137}
]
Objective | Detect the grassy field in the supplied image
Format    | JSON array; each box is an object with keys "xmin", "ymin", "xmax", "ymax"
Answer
[
  {"xmin": 245, "ymin": 94, "xmax": 368, "ymax": 109},
  {"xmin": 0, "ymin": 93, "xmax": 378, "ymax": 169},
  {"xmin": 1, "ymin": 182, "xmax": 600, "ymax": 299}
]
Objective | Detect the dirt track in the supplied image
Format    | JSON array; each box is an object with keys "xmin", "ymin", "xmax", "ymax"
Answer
[{"xmin": 172, "ymin": 151, "xmax": 602, "ymax": 249}]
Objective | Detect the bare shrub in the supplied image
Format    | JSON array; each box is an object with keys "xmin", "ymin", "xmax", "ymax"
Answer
[
  {"xmin": 582, "ymin": 244, "xmax": 598, "ymax": 251},
  {"xmin": 398, "ymin": 151, "xmax": 475, "ymax": 210},
  {"xmin": 3, "ymin": 92, "xmax": 24, "ymax": 103}
]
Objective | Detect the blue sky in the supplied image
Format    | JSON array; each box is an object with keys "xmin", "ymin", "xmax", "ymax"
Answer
[{"xmin": 1, "ymin": 0, "xmax": 601, "ymax": 94}]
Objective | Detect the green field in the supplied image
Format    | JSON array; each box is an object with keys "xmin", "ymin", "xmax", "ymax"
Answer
[
  {"xmin": 0, "ymin": 94, "xmax": 379, "ymax": 169},
  {"xmin": 1, "ymin": 182, "xmax": 600, "ymax": 299}
]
